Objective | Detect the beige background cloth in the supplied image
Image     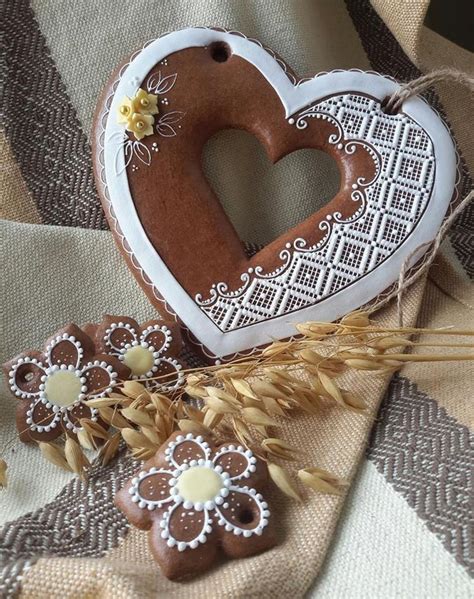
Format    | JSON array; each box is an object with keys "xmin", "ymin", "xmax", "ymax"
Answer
[{"xmin": 1, "ymin": 0, "xmax": 472, "ymax": 597}]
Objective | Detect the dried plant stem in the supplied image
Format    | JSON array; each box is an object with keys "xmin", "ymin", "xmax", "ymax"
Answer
[
  {"xmin": 333, "ymin": 326, "xmax": 474, "ymax": 337},
  {"xmin": 344, "ymin": 352, "xmax": 473, "ymax": 362},
  {"xmin": 3, "ymin": 311, "xmax": 473, "ymax": 496}
]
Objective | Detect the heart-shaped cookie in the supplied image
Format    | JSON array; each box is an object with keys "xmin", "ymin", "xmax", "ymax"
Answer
[{"xmin": 93, "ymin": 27, "xmax": 457, "ymax": 362}]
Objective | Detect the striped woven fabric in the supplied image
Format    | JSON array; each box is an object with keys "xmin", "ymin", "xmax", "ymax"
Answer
[{"xmin": 1, "ymin": 1, "xmax": 472, "ymax": 597}]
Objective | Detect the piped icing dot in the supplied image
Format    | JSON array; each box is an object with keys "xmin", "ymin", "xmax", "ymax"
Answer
[
  {"xmin": 175, "ymin": 466, "xmax": 222, "ymax": 504},
  {"xmin": 122, "ymin": 345, "xmax": 154, "ymax": 376},
  {"xmin": 43, "ymin": 370, "xmax": 82, "ymax": 407}
]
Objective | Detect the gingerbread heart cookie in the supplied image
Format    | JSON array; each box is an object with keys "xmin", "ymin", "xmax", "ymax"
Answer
[
  {"xmin": 93, "ymin": 27, "xmax": 457, "ymax": 363},
  {"xmin": 115, "ymin": 431, "xmax": 276, "ymax": 580}
]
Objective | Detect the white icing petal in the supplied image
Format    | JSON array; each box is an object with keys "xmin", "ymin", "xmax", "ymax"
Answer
[
  {"xmin": 146, "ymin": 357, "xmax": 184, "ymax": 393},
  {"xmin": 140, "ymin": 324, "xmax": 173, "ymax": 355},
  {"xmin": 212, "ymin": 445, "xmax": 257, "ymax": 481},
  {"xmin": 104, "ymin": 322, "xmax": 138, "ymax": 353},
  {"xmin": 46, "ymin": 335, "xmax": 83, "ymax": 369},
  {"xmin": 165, "ymin": 433, "xmax": 211, "ymax": 468},
  {"xmin": 129, "ymin": 468, "xmax": 175, "ymax": 509},
  {"xmin": 215, "ymin": 486, "xmax": 269, "ymax": 537},
  {"xmin": 80, "ymin": 361, "xmax": 119, "ymax": 397},
  {"xmin": 160, "ymin": 502, "xmax": 211, "ymax": 551},
  {"xmin": 61, "ymin": 402, "xmax": 99, "ymax": 433},
  {"xmin": 26, "ymin": 398, "xmax": 62, "ymax": 432},
  {"xmin": 9, "ymin": 358, "xmax": 46, "ymax": 399}
]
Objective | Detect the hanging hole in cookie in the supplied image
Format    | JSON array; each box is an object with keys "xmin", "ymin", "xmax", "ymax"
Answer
[
  {"xmin": 237, "ymin": 508, "xmax": 255, "ymax": 525},
  {"xmin": 24, "ymin": 372, "xmax": 35, "ymax": 382},
  {"xmin": 210, "ymin": 42, "xmax": 231, "ymax": 63}
]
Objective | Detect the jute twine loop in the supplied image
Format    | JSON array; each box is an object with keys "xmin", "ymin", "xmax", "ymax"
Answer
[
  {"xmin": 384, "ymin": 68, "xmax": 474, "ymax": 115},
  {"xmin": 366, "ymin": 69, "xmax": 474, "ymax": 325}
]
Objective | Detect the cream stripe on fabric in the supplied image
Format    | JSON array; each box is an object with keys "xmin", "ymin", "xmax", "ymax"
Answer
[
  {"xmin": 402, "ymin": 260, "xmax": 474, "ymax": 428},
  {"xmin": 310, "ymin": 461, "xmax": 473, "ymax": 598}
]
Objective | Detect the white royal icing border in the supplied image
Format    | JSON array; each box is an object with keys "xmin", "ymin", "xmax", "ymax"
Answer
[{"xmin": 100, "ymin": 27, "xmax": 457, "ymax": 361}]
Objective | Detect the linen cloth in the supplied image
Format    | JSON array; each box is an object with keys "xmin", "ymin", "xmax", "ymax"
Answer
[{"xmin": 1, "ymin": 1, "xmax": 472, "ymax": 597}]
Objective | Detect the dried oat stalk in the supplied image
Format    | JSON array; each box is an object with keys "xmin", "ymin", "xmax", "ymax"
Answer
[
  {"xmin": 3, "ymin": 311, "xmax": 472, "ymax": 494},
  {"xmin": 0, "ymin": 458, "xmax": 8, "ymax": 489}
]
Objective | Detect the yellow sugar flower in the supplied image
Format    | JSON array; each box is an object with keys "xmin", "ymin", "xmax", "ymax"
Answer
[
  {"xmin": 117, "ymin": 97, "xmax": 133, "ymax": 124},
  {"xmin": 131, "ymin": 89, "xmax": 159, "ymax": 116},
  {"xmin": 126, "ymin": 112, "xmax": 155, "ymax": 140}
]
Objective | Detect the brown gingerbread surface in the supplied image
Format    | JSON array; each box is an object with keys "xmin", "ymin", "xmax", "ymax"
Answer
[{"xmin": 93, "ymin": 44, "xmax": 375, "ymax": 298}]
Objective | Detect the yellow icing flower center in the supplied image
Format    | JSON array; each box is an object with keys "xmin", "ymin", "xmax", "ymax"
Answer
[
  {"xmin": 123, "ymin": 346, "xmax": 154, "ymax": 376},
  {"xmin": 140, "ymin": 98, "xmax": 149, "ymax": 107},
  {"xmin": 120, "ymin": 106, "xmax": 130, "ymax": 115},
  {"xmin": 44, "ymin": 370, "xmax": 82, "ymax": 407},
  {"xmin": 176, "ymin": 467, "xmax": 222, "ymax": 503},
  {"xmin": 136, "ymin": 121, "xmax": 144, "ymax": 129}
]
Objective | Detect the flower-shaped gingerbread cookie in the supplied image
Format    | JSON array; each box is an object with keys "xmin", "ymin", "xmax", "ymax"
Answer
[
  {"xmin": 3, "ymin": 324, "xmax": 130, "ymax": 443},
  {"xmin": 116, "ymin": 431, "xmax": 277, "ymax": 580},
  {"xmin": 91, "ymin": 315, "xmax": 185, "ymax": 393}
]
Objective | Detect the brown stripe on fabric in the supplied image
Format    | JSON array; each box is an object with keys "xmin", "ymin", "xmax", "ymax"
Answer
[
  {"xmin": 367, "ymin": 374, "xmax": 474, "ymax": 575},
  {"xmin": 0, "ymin": 449, "xmax": 136, "ymax": 598},
  {"xmin": 1, "ymin": 0, "xmax": 106, "ymax": 229},
  {"xmin": 345, "ymin": 0, "xmax": 474, "ymax": 279}
]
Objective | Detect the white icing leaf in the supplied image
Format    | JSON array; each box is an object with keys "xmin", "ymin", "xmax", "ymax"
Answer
[
  {"xmin": 156, "ymin": 123, "xmax": 177, "ymax": 138},
  {"xmin": 158, "ymin": 110, "xmax": 185, "ymax": 124},
  {"xmin": 133, "ymin": 141, "xmax": 152, "ymax": 166},
  {"xmin": 115, "ymin": 139, "xmax": 134, "ymax": 176},
  {"xmin": 146, "ymin": 71, "xmax": 177, "ymax": 95}
]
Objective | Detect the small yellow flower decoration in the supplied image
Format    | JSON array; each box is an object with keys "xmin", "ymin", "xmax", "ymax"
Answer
[
  {"xmin": 131, "ymin": 89, "xmax": 159, "ymax": 116},
  {"xmin": 127, "ymin": 113, "xmax": 155, "ymax": 141},
  {"xmin": 117, "ymin": 89, "xmax": 159, "ymax": 140},
  {"xmin": 117, "ymin": 97, "xmax": 133, "ymax": 124}
]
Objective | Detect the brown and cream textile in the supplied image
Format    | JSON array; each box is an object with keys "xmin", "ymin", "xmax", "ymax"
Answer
[{"xmin": 1, "ymin": 1, "xmax": 472, "ymax": 597}]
